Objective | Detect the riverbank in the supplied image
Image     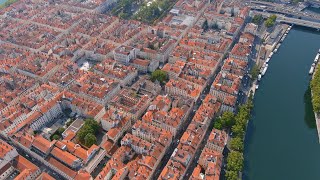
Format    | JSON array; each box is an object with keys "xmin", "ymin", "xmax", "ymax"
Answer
[{"xmin": 310, "ymin": 58, "xmax": 320, "ymax": 142}]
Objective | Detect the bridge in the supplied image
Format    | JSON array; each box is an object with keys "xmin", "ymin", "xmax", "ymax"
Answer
[
  {"xmin": 277, "ymin": 16, "xmax": 320, "ymax": 29},
  {"xmin": 249, "ymin": 0, "xmax": 320, "ymax": 22},
  {"xmin": 250, "ymin": 5, "xmax": 320, "ymax": 22},
  {"xmin": 306, "ymin": 0, "xmax": 320, "ymax": 8},
  {"xmin": 253, "ymin": 11, "xmax": 320, "ymax": 29}
]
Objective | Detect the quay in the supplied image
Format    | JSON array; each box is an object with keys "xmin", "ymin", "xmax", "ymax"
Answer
[{"xmin": 254, "ymin": 23, "xmax": 292, "ymax": 90}]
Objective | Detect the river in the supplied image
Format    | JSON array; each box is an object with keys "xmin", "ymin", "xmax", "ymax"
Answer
[
  {"xmin": 305, "ymin": 7, "xmax": 320, "ymax": 14},
  {"xmin": 243, "ymin": 27, "xmax": 320, "ymax": 180}
]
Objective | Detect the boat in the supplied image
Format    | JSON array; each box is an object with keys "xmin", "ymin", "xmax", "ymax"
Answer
[
  {"xmin": 274, "ymin": 48, "xmax": 278, "ymax": 53},
  {"xmin": 269, "ymin": 52, "xmax": 274, "ymax": 58},
  {"xmin": 258, "ymin": 74, "xmax": 262, "ymax": 81},
  {"xmin": 287, "ymin": 26, "xmax": 292, "ymax": 31},
  {"xmin": 260, "ymin": 63, "xmax": 266, "ymax": 73},
  {"xmin": 309, "ymin": 63, "xmax": 316, "ymax": 75},
  {"xmin": 255, "ymin": 85, "xmax": 259, "ymax": 90},
  {"xmin": 261, "ymin": 66, "xmax": 268, "ymax": 76},
  {"xmin": 314, "ymin": 54, "xmax": 319, "ymax": 63},
  {"xmin": 266, "ymin": 58, "xmax": 270, "ymax": 63},
  {"xmin": 309, "ymin": 66, "xmax": 315, "ymax": 75}
]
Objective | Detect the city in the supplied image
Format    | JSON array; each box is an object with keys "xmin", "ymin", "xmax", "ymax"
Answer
[{"xmin": 0, "ymin": 0, "xmax": 319, "ymax": 180}]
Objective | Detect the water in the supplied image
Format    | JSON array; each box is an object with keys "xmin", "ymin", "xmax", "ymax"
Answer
[
  {"xmin": 305, "ymin": 7, "xmax": 320, "ymax": 14},
  {"xmin": 244, "ymin": 27, "xmax": 320, "ymax": 180}
]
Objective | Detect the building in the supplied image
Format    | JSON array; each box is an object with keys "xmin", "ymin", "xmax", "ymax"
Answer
[
  {"xmin": 206, "ymin": 129, "xmax": 228, "ymax": 153},
  {"xmin": 210, "ymin": 72, "xmax": 241, "ymax": 101},
  {"xmin": 113, "ymin": 46, "xmax": 137, "ymax": 64},
  {"xmin": 244, "ymin": 23, "xmax": 258, "ymax": 35},
  {"xmin": 108, "ymin": 88, "xmax": 152, "ymax": 120}
]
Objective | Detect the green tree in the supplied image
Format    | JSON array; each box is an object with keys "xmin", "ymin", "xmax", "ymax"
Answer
[
  {"xmin": 230, "ymin": 137, "xmax": 244, "ymax": 152},
  {"xmin": 226, "ymin": 170, "xmax": 239, "ymax": 180},
  {"xmin": 227, "ymin": 151, "xmax": 244, "ymax": 172},
  {"xmin": 311, "ymin": 67, "xmax": 320, "ymax": 113},
  {"xmin": 247, "ymin": 95, "xmax": 254, "ymax": 110},
  {"xmin": 77, "ymin": 126, "xmax": 93, "ymax": 143},
  {"xmin": 151, "ymin": 70, "xmax": 168, "ymax": 84},
  {"xmin": 213, "ymin": 118, "xmax": 223, "ymax": 130},
  {"xmin": 220, "ymin": 111, "xmax": 235, "ymax": 129},
  {"xmin": 77, "ymin": 119, "xmax": 99, "ymax": 144},
  {"xmin": 211, "ymin": 23, "xmax": 219, "ymax": 30},
  {"xmin": 85, "ymin": 119, "xmax": 99, "ymax": 132},
  {"xmin": 265, "ymin": 14, "xmax": 277, "ymax": 28},
  {"xmin": 78, "ymin": 126, "xmax": 90, "ymax": 142},
  {"xmin": 52, "ymin": 134, "xmax": 60, "ymax": 140},
  {"xmin": 252, "ymin": 14, "xmax": 263, "ymax": 25},
  {"xmin": 250, "ymin": 64, "xmax": 260, "ymax": 80},
  {"xmin": 84, "ymin": 133, "xmax": 97, "ymax": 147},
  {"xmin": 57, "ymin": 127, "xmax": 65, "ymax": 135},
  {"xmin": 232, "ymin": 123, "xmax": 245, "ymax": 138},
  {"xmin": 202, "ymin": 19, "xmax": 209, "ymax": 31}
]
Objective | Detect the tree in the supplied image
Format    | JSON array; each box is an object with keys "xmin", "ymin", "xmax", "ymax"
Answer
[
  {"xmin": 85, "ymin": 119, "xmax": 99, "ymax": 132},
  {"xmin": 226, "ymin": 170, "xmax": 239, "ymax": 180},
  {"xmin": 57, "ymin": 127, "xmax": 65, "ymax": 135},
  {"xmin": 52, "ymin": 134, "xmax": 60, "ymax": 140},
  {"xmin": 232, "ymin": 123, "xmax": 245, "ymax": 138},
  {"xmin": 250, "ymin": 64, "xmax": 260, "ymax": 80},
  {"xmin": 202, "ymin": 19, "xmax": 209, "ymax": 31},
  {"xmin": 77, "ymin": 119, "xmax": 100, "ymax": 144},
  {"xmin": 227, "ymin": 151, "xmax": 244, "ymax": 172},
  {"xmin": 265, "ymin": 15, "xmax": 277, "ymax": 28},
  {"xmin": 84, "ymin": 133, "xmax": 97, "ymax": 147},
  {"xmin": 151, "ymin": 70, "xmax": 168, "ymax": 84},
  {"xmin": 230, "ymin": 137, "xmax": 244, "ymax": 152},
  {"xmin": 252, "ymin": 14, "xmax": 263, "ymax": 25},
  {"xmin": 213, "ymin": 118, "xmax": 223, "ymax": 130},
  {"xmin": 77, "ymin": 126, "xmax": 93, "ymax": 143},
  {"xmin": 211, "ymin": 23, "xmax": 219, "ymax": 30},
  {"xmin": 220, "ymin": 111, "xmax": 235, "ymax": 129},
  {"xmin": 311, "ymin": 67, "xmax": 320, "ymax": 113}
]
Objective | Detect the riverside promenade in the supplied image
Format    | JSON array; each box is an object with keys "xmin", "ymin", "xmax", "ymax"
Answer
[
  {"xmin": 314, "ymin": 113, "xmax": 320, "ymax": 142},
  {"xmin": 311, "ymin": 60, "xmax": 320, "ymax": 143}
]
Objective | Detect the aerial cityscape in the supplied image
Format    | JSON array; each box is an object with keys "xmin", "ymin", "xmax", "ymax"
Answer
[{"xmin": 0, "ymin": 0, "xmax": 320, "ymax": 179}]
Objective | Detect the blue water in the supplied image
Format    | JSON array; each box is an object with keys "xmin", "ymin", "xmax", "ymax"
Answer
[{"xmin": 244, "ymin": 27, "xmax": 320, "ymax": 180}]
